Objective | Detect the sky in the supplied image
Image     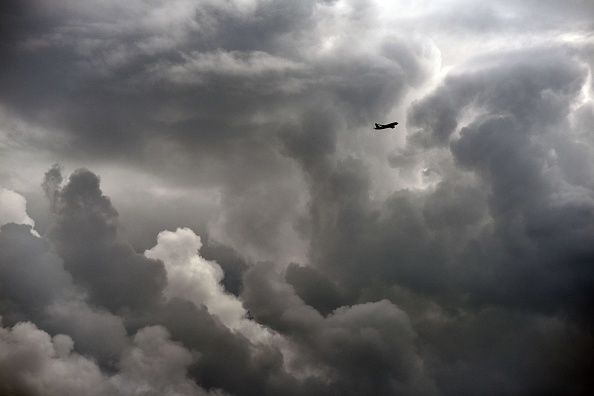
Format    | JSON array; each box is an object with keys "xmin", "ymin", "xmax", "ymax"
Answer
[{"xmin": 0, "ymin": 1, "xmax": 593, "ymax": 395}]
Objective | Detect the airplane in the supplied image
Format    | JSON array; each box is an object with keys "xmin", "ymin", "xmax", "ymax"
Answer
[{"xmin": 373, "ymin": 121, "xmax": 398, "ymax": 130}]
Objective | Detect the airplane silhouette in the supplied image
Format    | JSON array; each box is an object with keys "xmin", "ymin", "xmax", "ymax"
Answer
[{"xmin": 374, "ymin": 121, "xmax": 398, "ymax": 130}]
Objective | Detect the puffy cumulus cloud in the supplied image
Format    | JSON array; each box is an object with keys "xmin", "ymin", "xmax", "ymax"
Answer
[
  {"xmin": 0, "ymin": 168, "xmax": 335, "ymax": 396},
  {"xmin": 0, "ymin": 187, "xmax": 36, "ymax": 231},
  {"xmin": 0, "ymin": 320, "xmax": 221, "ymax": 396},
  {"xmin": 0, "ymin": 320, "xmax": 116, "ymax": 396},
  {"xmin": 0, "ymin": 170, "xmax": 288, "ymax": 395},
  {"xmin": 145, "ymin": 227, "xmax": 272, "ymax": 343}
]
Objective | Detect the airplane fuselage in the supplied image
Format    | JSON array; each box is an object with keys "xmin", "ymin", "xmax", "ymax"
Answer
[{"xmin": 374, "ymin": 122, "xmax": 398, "ymax": 130}]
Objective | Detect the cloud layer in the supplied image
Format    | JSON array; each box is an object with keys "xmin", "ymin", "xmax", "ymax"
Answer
[{"xmin": 1, "ymin": 0, "xmax": 593, "ymax": 395}]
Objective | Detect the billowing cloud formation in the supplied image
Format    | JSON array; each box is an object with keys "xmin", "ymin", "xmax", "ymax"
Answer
[
  {"xmin": 243, "ymin": 264, "xmax": 436, "ymax": 395},
  {"xmin": 0, "ymin": 320, "xmax": 115, "ymax": 396},
  {"xmin": 0, "ymin": 170, "xmax": 294, "ymax": 395},
  {"xmin": 407, "ymin": 46, "xmax": 594, "ymax": 316},
  {"xmin": 0, "ymin": 319, "xmax": 222, "ymax": 396},
  {"xmin": 1, "ymin": 0, "xmax": 594, "ymax": 395},
  {"xmin": 145, "ymin": 227, "xmax": 272, "ymax": 343},
  {"xmin": 47, "ymin": 168, "xmax": 167, "ymax": 311}
]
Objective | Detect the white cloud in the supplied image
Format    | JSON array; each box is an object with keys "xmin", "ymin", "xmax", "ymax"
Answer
[
  {"xmin": 145, "ymin": 227, "xmax": 273, "ymax": 343},
  {"xmin": 0, "ymin": 319, "xmax": 116, "ymax": 396},
  {"xmin": 0, "ymin": 188, "xmax": 38, "ymax": 235},
  {"xmin": 0, "ymin": 319, "xmax": 222, "ymax": 396}
]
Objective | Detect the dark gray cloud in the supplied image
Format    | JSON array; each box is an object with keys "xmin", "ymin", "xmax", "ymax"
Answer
[
  {"xmin": 275, "ymin": 34, "xmax": 594, "ymax": 396},
  {"xmin": 0, "ymin": 222, "xmax": 128, "ymax": 364},
  {"xmin": 242, "ymin": 263, "xmax": 436, "ymax": 396},
  {"xmin": 0, "ymin": 223, "xmax": 72, "ymax": 321},
  {"xmin": 0, "ymin": 170, "xmax": 312, "ymax": 395},
  {"xmin": 407, "ymin": 45, "xmax": 594, "ymax": 318},
  {"xmin": 285, "ymin": 263, "xmax": 349, "ymax": 315},
  {"xmin": 47, "ymin": 168, "xmax": 167, "ymax": 312},
  {"xmin": 1, "ymin": 0, "xmax": 594, "ymax": 395},
  {"xmin": 200, "ymin": 239, "xmax": 250, "ymax": 296}
]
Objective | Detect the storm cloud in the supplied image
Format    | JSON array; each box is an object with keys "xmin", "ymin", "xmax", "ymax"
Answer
[{"xmin": 1, "ymin": 0, "xmax": 594, "ymax": 395}]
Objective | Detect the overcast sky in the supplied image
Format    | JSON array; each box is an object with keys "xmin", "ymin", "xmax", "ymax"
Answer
[{"xmin": 1, "ymin": 1, "xmax": 593, "ymax": 395}]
